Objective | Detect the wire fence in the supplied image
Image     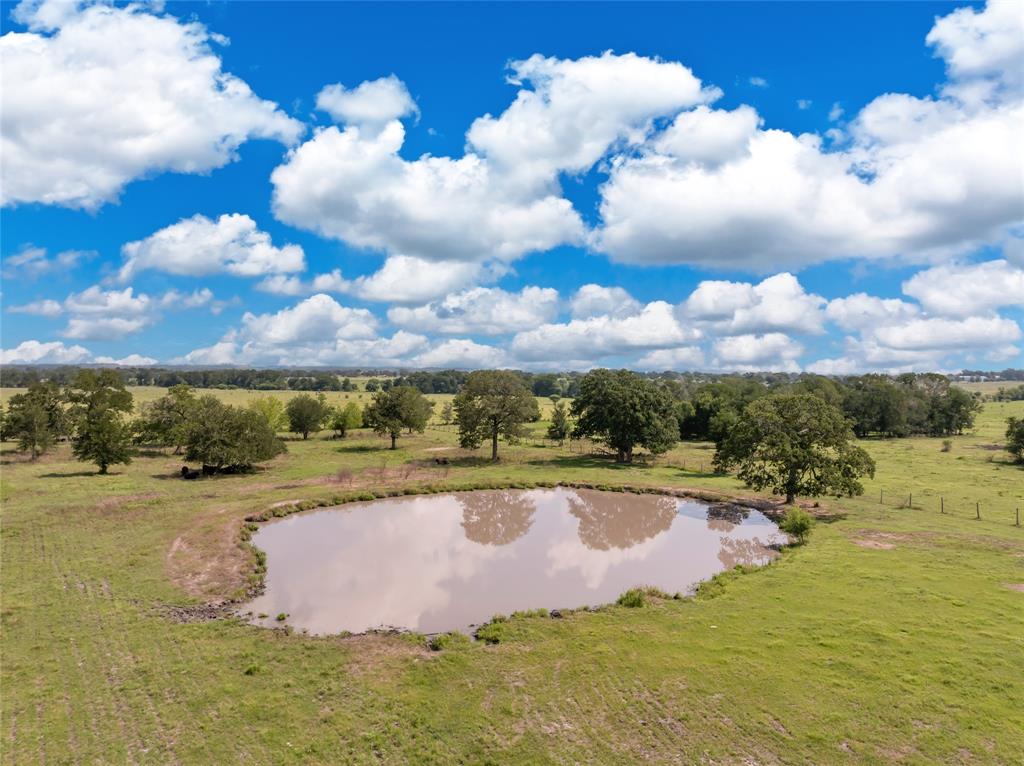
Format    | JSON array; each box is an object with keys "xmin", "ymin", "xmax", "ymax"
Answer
[
  {"xmin": 872, "ymin": 488, "xmax": 1022, "ymax": 527},
  {"xmin": 426, "ymin": 425, "xmax": 1023, "ymax": 528}
]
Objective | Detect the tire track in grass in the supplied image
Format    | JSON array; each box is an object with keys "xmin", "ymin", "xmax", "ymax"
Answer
[{"xmin": 48, "ymin": 541, "xmax": 123, "ymax": 762}]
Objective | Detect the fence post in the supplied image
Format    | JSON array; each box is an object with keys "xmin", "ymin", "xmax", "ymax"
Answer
[
  {"xmin": 940, "ymin": 496, "xmax": 944, "ymax": 514},
  {"xmin": 880, "ymin": 489, "xmax": 883, "ymax": 504},
  {"xmin": 976, "ymin": 502, "xmax": 980, "ymax": 520},
  {"xmin": 909, "ymin": 493, "xmax": 912, "ymax": 508},
  {"xmin": 1017, "ymin": 507, "xmax": 1020, "ymax": 527}
]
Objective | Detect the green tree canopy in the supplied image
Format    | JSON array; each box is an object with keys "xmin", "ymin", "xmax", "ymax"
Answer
[
  {"xmin": 713, "ymin": 393, "xmax": 876, "ymax": 504},
  {"xmin": 454, "ymin": 371, "xmax": 538, "ymax": 461},
  {"xmin": 247, "ymin": 395, "xmax": 288, "ymax": 433},
  {"xmin": 286, "ymin": 393, "xmax": 329, "ymax": 439},
  {"xmin": 363, "ymin": 386, "xmax": 432, "ymax": 449},
  {"xmin": 570, "ymin": 369, "xmax": 678, "ymax": 463},
  {"xmin": 137, "ymin": 384, "xmax": 197, "ymax": 453},
  {"xmin": 68, "ymin": 370, "xmax": 135, "ymax": 474},
  {"xmin": 1006, "ymin": 416, "xmax": 1024, "ymax": 464},
  {"xmin": 5, "ymin": 381, "xmax": 69, "ymax": 459},
  {"xmin": 184, "ymin": 396, "xmax": 286, "ymax": 471},
  {"xmin": 328, "ymin": 401, "xmax": 363, "ymax": 438},
  {"xmin": 547, "ymin": 400, "xmax": 571, "ymax": 445}
]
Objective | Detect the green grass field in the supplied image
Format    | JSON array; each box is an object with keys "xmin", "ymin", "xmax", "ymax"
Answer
[{"xmin": 1, "ymin": 393, "xmax": 1022, "ymax": 764}]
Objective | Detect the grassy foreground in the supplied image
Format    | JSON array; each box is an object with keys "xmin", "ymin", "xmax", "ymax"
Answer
[{"xmin": 1, "ymin": 395, "xmax": 1022, "ymax": 764}]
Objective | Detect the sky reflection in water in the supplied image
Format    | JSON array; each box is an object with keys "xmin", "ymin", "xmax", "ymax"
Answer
[{"xmin": 242, "ymin": 488, "xmax": 784, "ymax": 634}]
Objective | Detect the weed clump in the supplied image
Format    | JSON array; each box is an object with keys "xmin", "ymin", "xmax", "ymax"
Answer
[
  {"xmin": 275, "ymin": 612, "xmax": 288, "ymax": 622},
  {"xmin": 428, "ymin": 632, "xmax": 471, "ymax": 651},
  {"xmin": 617, "ymin": 586, "xmax": 669, "ymax": 608},
  {"xmin": 779, "ymin": 507, "xmax": 814, "ymax": 545}
]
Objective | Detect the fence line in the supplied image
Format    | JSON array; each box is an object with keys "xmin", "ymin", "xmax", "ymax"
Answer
[{"xmin": 875, "ymin": 487, "xmax": 1021, "ymax": 527}]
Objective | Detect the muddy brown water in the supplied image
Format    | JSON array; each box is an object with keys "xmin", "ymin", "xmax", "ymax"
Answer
[{"xmin": 241, "ymin": 488, "xmax": 784, "ymax": 635}]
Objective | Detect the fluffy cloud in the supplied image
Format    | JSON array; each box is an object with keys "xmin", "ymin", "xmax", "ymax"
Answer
[
  {"xmin": 872, "ymin": 315, "xmax": 1021, "ymax": 352},
  {"xmin": 594, "ymin": 2, "xmax": 1024, "ymax": 268},
  {"xmin": 411, "ymin": 339, "xmax": 508, "ymax": 369},
  {"xmin": 119, "ymin": 214, "xmax": 305, "ymax": 281},
  {"xmin": 712, "ymin": 333, "xmax": 803, "ymax": 372},
  {"xmin": 93, "ymin": 353, "xmax": 158, "ymax": 366},
  {"xmin": 317, "ymin": 75, "xmax": 418, "ymax": 129},
  {"xmin": 256, "ymin": 270, "xmax": 348, "ymax": 297},
  {"xmin": 0, "ymin": 339, "xmax": 91, "ymax": 364},
  {"xmin": 683, "ymin": 273, "xmax": 826, "ymax": 333},
  {"xmin": 271, "ymin": 119, "xmax": 583, "ymax": 264},
  {"xmin": 925, "ymin": 0, "xmax": 1024, "ymax": 92},
  {"xmin": 825, "ymin": 293, "xmax": 920, "ymax": 331},
  {"xmin": 7, "ymin": 298, "xmax": 63, "ymax": 317},
  {"xmin": 1, "ymin": 245, "xmax": 91, "ymax": 279},
  {"xmin": 347, "ymin": 257, "xmax": 506, "ymax": 304},
  {"xmin": 388, "ymin": 287, "xmax": 559, "ymax": 335},
  {"xmin": 511, "ymin": 301, "xmax": 698, "ymax": 363},
  {"xmin": 569, "ymin": 284, "xmax": 642, "ymax": 320},
  {"xmin": 237, "ymin": 293, "xmax": 378, "ymax": 346},
  {"xmin": 272, "ymin": 53, "xmax": 716, "ymax": 273},
  {"xmin": 1, "ymin": 1, "xmax": 302, "ymax": 209},
  {"xmin": 466, "ymin": 52, "xmax": 715, "ymax": 191},
  {"xmin": 177, "ymin": 294, "xmax": 430, "ymax": 367},
  {"xmin": 651, "ymin": 105, "xmax": 760, "ymax": 168},
  {"xmin": 901, "ymin": 259, "xmax": 1024, "ymax": 316},
  {"xmin": 636, "ymin": 346, "xmax": 705, "ymax": 371},
  {"xmin": 7, "ymin": 285, "xmax": 215, "ymax": 341}
]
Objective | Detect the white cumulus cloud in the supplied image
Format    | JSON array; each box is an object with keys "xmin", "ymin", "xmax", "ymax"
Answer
[
  {"xmin": 119, "ymin": 213, "xmax": 305, "ymax": 281},
  {"xmin": 1, "ymin": 1, "xmax": 302, "ymax": 209},
  {"xmin": 388, "ymin": 286, "xmax": 560, "ymax": 336}
]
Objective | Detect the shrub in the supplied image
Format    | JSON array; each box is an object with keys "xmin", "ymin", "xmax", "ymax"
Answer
[
  {"xmin": 941, "ymin": 439, "xmax": 953, "ymax": 452},
  {"xmin": 779, "ymin": 507, "xmax": 814, "ymax": 544},
  {"xmin": 617, "ymin": 588, "xmax": 647, "ymax": 608},
  {"xmin": 428, "ymin": 632, "xmax": 471, "ymax": 651}
]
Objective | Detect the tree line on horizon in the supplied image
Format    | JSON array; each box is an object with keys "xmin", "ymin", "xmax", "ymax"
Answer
[{"xmin": 2, "ymin": 367, "xmax": 1018, "ymax": 505}]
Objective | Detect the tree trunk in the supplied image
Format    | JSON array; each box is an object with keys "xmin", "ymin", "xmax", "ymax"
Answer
[
  {"xmin": 491, "ymin": 428, "xmax": 499, "ymax": 461},
  {"xmin": 616, "ymin": 446, "xmax": 633, "ymax": 463},
  {"xmin": 302, "ymin": 431, "xmax": 309, "ymax": 440},
  {"xmin": 785, "ymin": 492, "xmax": 795, "ymax": 504},
  {"xmin": 99, "ymin": 463, "xmax": 108, "ymax": 475},
  {"xmin": 390, "ymin": 432, "xmax": 397, "ymax": 449}
]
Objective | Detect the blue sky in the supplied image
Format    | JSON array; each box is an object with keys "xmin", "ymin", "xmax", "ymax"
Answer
[{"xmin": 2, "ymin": 0, "xmax": 1022, "ymax": 372}]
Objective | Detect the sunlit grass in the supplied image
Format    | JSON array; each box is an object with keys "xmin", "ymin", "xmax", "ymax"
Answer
[{"xmin": 1, "ymin": 399, "xmax": 1021, "ymax": 763}]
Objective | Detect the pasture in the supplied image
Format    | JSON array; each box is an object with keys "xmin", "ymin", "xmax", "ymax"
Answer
[{"xmin": 1, "ymin": 393, "xmax": 1022, "ymax": 764}]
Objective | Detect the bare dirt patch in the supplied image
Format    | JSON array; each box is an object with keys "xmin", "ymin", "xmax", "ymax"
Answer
[
  {"xmin": 165, "ymin": 520, "xmax": 250, "ymax": 600},
  {"xmin": 1002, "ymin": 583, "xmax": 1024, "ymax": 593},
  {"xmin": 96, "ymin": 492, "xmax": 160, "ymax": 511},
  {"xmin": 853, "ymin": 539, "xmax": 896, "ymax": 550}
]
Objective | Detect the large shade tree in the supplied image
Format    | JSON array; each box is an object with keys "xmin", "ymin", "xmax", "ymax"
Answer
[
  {"xmin": 183, "ymin": 396, "xmax": 286, "ymax": 472},
  {"xmin": 136, "ymin": 384, "xmax": 197, "ymax": 453},
  {"xmin": 363, "ymin": 386, "xmax": 432, "ymax": 449},
  {"xmin": 68, "ymin": 370, "xmax": 135, "ymax": 474},
  {"xmin": 286, "ymin": 393, "xmax": 330, "ymax": 440},
  {"xmin": 570, "ymin": 369, "xmax": 678, "ymax": 463},
  {"xmin": 454, "ymin": 371, "xmax": 538, "ymax": 461},
  {"xmin": 5, "ymin": 381, "xmax": 69, "ymax": 459},
  {"xmin": 713, "ymin": 393, "xmax": 876, "ymax": 504},
  {"xmin": 1006, "ymin": 416, "xmax": 1024, "ymax": 464}
]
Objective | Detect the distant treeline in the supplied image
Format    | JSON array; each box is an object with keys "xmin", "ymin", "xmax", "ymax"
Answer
[
  {"xmin": 959, "ymin": 368, "xmax": 1024, "ymax": 381},
  {"xmin": 992, "ymin": 384, "xmax": 1024, "ymax": 401},
  {"xmin": 678, "ymin": 373, "xmax": 980, "ymax": 440},
  {"xmin": 0, "ymin": 366, "xmax": 388, "ymax": 391}
]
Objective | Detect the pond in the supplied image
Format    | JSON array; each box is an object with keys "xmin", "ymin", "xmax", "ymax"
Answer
[{"xmin": 240, "ymin": 488, "xmax": 785, "ymax": 635}]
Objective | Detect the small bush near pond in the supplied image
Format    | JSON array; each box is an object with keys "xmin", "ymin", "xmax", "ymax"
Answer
[
  {"xmin": 617, "ymin": 588, "xmax": 647, "ymax": 608},
  {"xmin": 617, "ymin": 586, "xmax": 671, "ymax": 608},
  {"xmin": 428, "ymin": 632, "xmax": 471, "ymax": 651},
  {"xmin": 779, "ymin": 507, "xmax": 814, "ymax": 545}
]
